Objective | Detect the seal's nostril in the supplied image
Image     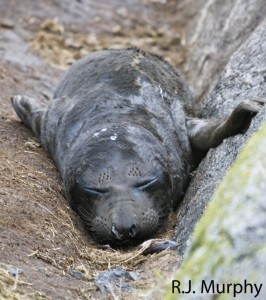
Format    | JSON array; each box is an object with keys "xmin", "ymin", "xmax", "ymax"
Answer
[
  {"xmin": 129, "ymin": 224, "xmax": 137, "ymax": 237},
  {"xmin": 111, "ymin": 223, "xmax": 137, "ymax": 240},
  {"xmin": 111, "ymin": 223, "xmax": 123, "ymax": 240}
]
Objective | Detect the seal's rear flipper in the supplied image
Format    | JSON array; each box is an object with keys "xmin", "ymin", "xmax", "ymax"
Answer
[
  {"xmin": 187, "ymin": 100, "xmax": 264, "ymax": 153},
  {"xmin": 11, "ymin": 95, "xmax": 47, "ymax": 140}
]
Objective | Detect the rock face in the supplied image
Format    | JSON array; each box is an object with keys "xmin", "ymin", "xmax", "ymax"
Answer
[
  {"xmin": 174, "ymin": 19, "xmax": 266, "ymax": 255},
  {"xmin": 178, "ymin": 0, "xmax": 266, "ymax": 105},
  {"xmin": 168, "ymin": 118, "xmax": 266, "ymax": 300}
]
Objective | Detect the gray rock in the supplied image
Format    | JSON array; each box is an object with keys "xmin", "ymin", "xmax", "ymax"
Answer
[
  {"xmin": 178, "ymin": 0, "xmax": 266, "ymax": 105},
  {"xmin": 94, "ymin": 268, "xmax": 138, "ymax": 293},
  {"xmin": 174, "ymin": 19, "xmax": 266, "ymax": 255},
  {"xmin": 168, "ymin": 118, "xmax": 266, "ymax": 300},
  {"xmin": 7, "ymin": 267, "xmax": 24, "ymax": 277}
]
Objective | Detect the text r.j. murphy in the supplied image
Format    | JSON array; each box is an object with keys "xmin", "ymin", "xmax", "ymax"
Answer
[{"xmin": 172, "ymin": 279, "xmax": 262, "ymax": 298}]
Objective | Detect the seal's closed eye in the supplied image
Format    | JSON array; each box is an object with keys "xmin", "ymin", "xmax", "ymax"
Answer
[
  {"xmin": 83, "ymin": 187, "xmax": 107, "ymax": 196},
  {"xmin": 135, "ymin": 177, "xmax": 159, "ymax": 190}
]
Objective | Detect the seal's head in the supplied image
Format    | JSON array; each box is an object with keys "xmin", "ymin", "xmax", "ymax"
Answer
[{"xmin": 68, "ymin": 125, "xmax": 172, "ymax": 246}]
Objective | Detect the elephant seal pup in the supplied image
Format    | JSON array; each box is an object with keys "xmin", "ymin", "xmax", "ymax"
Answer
[{"xmin": 11, "ymin": 48, "xmax": 262, "ymax": 246}]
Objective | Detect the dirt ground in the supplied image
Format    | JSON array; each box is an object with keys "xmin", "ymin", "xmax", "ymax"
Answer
[{"xmin": 0, "ymin": 1, "xmax": 190, "ymax": 299}]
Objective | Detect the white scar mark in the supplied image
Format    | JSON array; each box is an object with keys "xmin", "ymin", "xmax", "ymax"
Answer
[
  {"xmin": 93, "ymin": 128, "xmax": 118, "ymax": 140},
  {"xmin": 159, "ymin": 85, "xmax": 164, "ymax": 100},
  {"xmin": 93, "ymin": 128, "xmax": 107, "ymax": 137},
  {"xmin": 110, "ymin": 133, "xmax": 118, "ymax": 141}
]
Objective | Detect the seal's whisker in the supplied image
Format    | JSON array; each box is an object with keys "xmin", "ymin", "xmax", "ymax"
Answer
[{"xmin": 77, "ymin": 206, "xmax": 95, "ymax": 220}]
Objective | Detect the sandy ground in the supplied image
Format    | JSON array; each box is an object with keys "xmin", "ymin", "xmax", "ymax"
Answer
[{"xmin": 0, "ymin": 0, "xmax": 189, "ymax": 299}]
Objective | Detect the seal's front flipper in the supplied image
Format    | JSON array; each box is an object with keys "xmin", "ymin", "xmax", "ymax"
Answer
[
  {"xmin": 11, "ymin": 95, "xmax": 47, "ymax": 140},
  {"xmin": 187, "ymin": 100, "xmax": 264, "ymax": 153}
]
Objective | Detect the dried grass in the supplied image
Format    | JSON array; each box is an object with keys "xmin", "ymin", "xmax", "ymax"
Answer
[{"xmin": 31, "ymin": 18, "xmax": 186, "ymax": 70}]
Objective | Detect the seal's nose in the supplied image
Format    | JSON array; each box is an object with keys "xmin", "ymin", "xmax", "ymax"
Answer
[{"xmin": 111, "ymin": 223, "xmax": 137, "ymax": 240}]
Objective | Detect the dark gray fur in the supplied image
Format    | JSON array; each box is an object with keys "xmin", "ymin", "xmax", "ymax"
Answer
[{"xmin": 11, "ymin": 48, "xmax": 262, "ymax": 245}]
